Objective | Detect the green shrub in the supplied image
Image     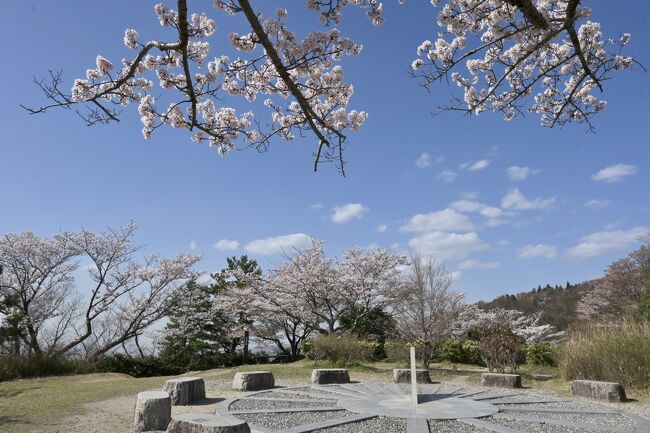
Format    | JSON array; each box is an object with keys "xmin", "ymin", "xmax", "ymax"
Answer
[
  {"xmin": 526, "ymin": 342, "xmax": 557, "ymax": 366},
  {"xmin": 0, "ymin": 355, "xmax": 90, "ymax": 380},
  {"xmin": 559, "ymin": 321, "xmax": 650, "ymax": 388},
  {"xmin": 94, "ymin": 354, "xmax": 182, "ymax": 377},
  {"xmin": 441, "ymin": 340, "xmax": 484, "ymax": 366},
  {"xmin": 478, "ymin": 324, "xmax": 526, "ymax": 373},
  {"xmin": 309, "ymin": 334, "xmax": 373, "ymax": 367}
]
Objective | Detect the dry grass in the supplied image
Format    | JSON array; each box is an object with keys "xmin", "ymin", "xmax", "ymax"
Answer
[{"xmin": 559, "ymin": 321, "xmax": 650, "ymax": 389}]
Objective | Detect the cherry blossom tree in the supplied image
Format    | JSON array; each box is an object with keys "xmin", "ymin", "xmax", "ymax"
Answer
[
  {"xmin": 454, "ymin": 304, "xmax": 566, "ymax": 343},
  {"xmin": 0, "ymin": 223, "xmax": 200, "ymax": 359},
  {"xmin": 24, "ymin": 1, "xmax": 636, "ymax": 173},
  {"xmin": 577, "ymin": 238, "xmax": 650, "ymax": 321},
  {"xmin": 392, "ymin": 254, "xmax": 465, "ymax": 368},
  {"xmin": 214, "ymin": 240, "xmax": 406, "ymax": 356}
]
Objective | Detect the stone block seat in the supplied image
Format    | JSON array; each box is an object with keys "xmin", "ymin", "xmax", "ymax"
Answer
[
  {"xmin": 571, "ymin": 380, "xmax": 627, "ymax": 402},
  {"xmin": 133, "ymin": 390, "xmax": 171, "ymax": 432},
  {"xmin": 163, "ymin": 377, "xmax": 206, "ymax": 405},
  {"xmin": 480, "ymin": 373, "xmax": 522, "ymax": 388},
  {"xmin": 166, "ymin": 413, "xmax": 250, "ymax": 433},
  {"xmin": 311, "ymin": 368, "xmax": 350, "ymax": 384},
  {"xmin": 393, "ymin": 369, "xmax": 432, "ymax": 384},
  {"xmin": 232, "ymin": 371, "xmax": 275, "ymax": 391}
]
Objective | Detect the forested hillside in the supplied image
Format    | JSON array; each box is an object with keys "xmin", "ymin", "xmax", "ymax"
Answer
[{"xmin": 478, "ymin": 281, "xmax": 597, "ymax": 331}]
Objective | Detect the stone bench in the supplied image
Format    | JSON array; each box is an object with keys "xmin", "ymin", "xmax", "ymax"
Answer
[
  {"xmin": 571, "ymin": 380, "xmax": 627, "ymax": 402},
  {"xmin": 232, "ymin": 371, "xmax": 275, "ymax": 391},
  {"xmin": 166, "ymin": 413, "xmax": 250, "ymax": 433},
  {"xmin": 480, "ymin": 373, "xmax": 522, "ymax": 388},
  {"xmin": 393, "ymin": 369, "xmax": 432, "ymax": 384},
  {"xmin": 163, "ymin": 377, "xmax": 206, "ymax": 405},
  {"xmin": 311, "ymin": 368, "xmax": 350, "ymax": 384},
  {"xmin": 133, "ymin": 391, "xmax": 171, "ymax": 432}
]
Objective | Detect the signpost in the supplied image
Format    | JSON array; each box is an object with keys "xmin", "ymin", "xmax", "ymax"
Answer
[{"xmin": 410, "ymin": 346, "xmax": 418, "ymax": 408}]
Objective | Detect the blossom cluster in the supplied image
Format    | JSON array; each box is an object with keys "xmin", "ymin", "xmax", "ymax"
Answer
[{"xmin": 411, "ymin": 0, "xmax": 634, "ymax": 127}]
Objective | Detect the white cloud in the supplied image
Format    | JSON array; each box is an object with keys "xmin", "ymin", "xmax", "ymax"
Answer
[
  {"xmin": 468, "ymin": 159, "xmax": 491, "ymax": 171},
  {"xmin": 376, "ymin": 224, "xmax": 388, "ymax": 233},
  {"xmin": 450, "ymin": 271, "xmax": 462, "ymax": 283},
  {"xmin": 458, "ymin": 260, "xmax": 500, "ymax": 270},
  {"xmin": 244, "ymin": 233, "xmax": 312, "ymax": 255},
  {"xmin": 408, "ymin": 231, "xmax": 489, "ymax": 261},
  {"xmin": 449, "ymin": 200, "xmax": 511, "ymax": 228},
  {"xmin": 501, "ymin": 188, "xmax": 555, "ymax": 211},
  {"xmin": 591, "ymin": 164, "xmax": 637, "ymax": 183},
  {"xmin": 415, "ymin": 153, "xmax": 431, "ymax": 168},
  {"xmin": 401, "ymin": 209, "xmax": 476, "ymax": 233},
  {"xmin": 518, "ymin": 244, "xmax": 558, "ymax": 259},
  {"xmin": 213, "ymin": 239, "xmax": 240, "ymax": 251},
  {"xmin": 436, "ymin": 155, "xmax": 446, "ymax": 163},
  {"xmin": 461, "ymin": 191, "xmax": 480, "ymax": 200},
  {"xmin": 310, "ymin": 202, "xmax": 324, "ymax": 210},
  {"xmin": 584, "ymin": 199, "xmax": 611, "ymax": 210},
  {"xmin": 331, "ymin": 203, "xmax": 369, "ymax": 223},
  {"xmin": 438, "ymin": 170, "xmax": 457, "ymax": 183},
  {"xmin": 506, "ymin": 165, "xmax": 540, "ymax": 181},
  {"xmin": 189, "ymin": 240, "xmax": 197, "ymax": 250},
  {"xmin": 566, "ymin": 227, "xmax": 648, "ymax": 258}
]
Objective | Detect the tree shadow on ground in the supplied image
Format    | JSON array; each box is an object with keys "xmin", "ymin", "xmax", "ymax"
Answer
[{"xmin": 0, "ymin": 389, "xmax": 26, "ymax": 398}]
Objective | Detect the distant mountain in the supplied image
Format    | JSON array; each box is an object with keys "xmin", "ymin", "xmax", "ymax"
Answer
[{"xmin": 477, "ymin": 280, "xmax": 597, "ymax": 331}]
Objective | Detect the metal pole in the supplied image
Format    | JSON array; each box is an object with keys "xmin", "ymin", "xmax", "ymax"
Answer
[{"xmin": 410, "ymin": 346, "xmax": 418, "ymax": 407}]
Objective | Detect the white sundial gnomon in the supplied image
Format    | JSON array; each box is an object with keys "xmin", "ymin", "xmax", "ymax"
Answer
[{"xmin": 217, "ymin": 382, "xmax": 650, "ymax": 433}]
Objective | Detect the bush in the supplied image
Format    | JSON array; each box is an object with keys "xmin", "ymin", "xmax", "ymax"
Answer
[
  {"xmin": 478, "ymin": 324, "xmax": 526, "ymax": 373},
  {"xmin": 0, "ymin": 355, "xmax": 92, "ymax": 381},
  {"xmin": 441, "ymin": 340, "xmax": 484, "ymax": 366},
  {"xmin": 559, "ymin": 321, "xmax": 650, "ymax": 388},
  {"xmin": 309, "ymin": 334, "xmax": 373, "ymax": 367},
  {"xmin": 526, "ymin": 342, "xmax": 557, "ymax": 366},
  {"xmin": 384, "ymin": 340, "xmax": 411, "ymax": 365},
  {"xmin": 94, "ymin": 354, "xmax": 182, "ymax": 377}
]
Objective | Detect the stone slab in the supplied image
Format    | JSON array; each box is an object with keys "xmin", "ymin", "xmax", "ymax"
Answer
[
  {"xmin": 571, "ymin": 379, "xmax": 627, "ymax": 402},
  {"xmin": 134, "ymin": 391, "xmax": 171, "ymax": 432},
  {"xmin": 337, "ymin": 395, "xmax": 499, "ymax": 419},
  {"xmin": 310, "ymin": 368, "xmax": 350, "ymax": 384},
  {"xmin": 393, "ymin": 369, "xmax": 432, "ymax": 384},
  {"xmin": 166, "ymin": 413, "xmax": 250, "ymax": 433},
  {"xmin": 480, "ymin": 373, "xmax": 522, "ymax": 388},
  {"xmin": 164, "ymin": 377, "xmax": 206, "ymax": 405},
  {"xmin": 232, "ymin": 371, "xmax": 275, "ymax": 391}
]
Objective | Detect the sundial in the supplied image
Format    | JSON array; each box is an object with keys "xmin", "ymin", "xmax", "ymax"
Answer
[{"xmin": 217, "ymin": 348, "xmax": 650, "ymax": 432}]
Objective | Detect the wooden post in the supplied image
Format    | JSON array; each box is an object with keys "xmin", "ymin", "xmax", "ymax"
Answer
[{"xmin": 410, "ymin": 346, "xmax": 418, "ymax": 407}]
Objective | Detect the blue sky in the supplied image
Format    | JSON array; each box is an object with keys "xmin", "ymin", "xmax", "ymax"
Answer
[{"xmin": 1, "ymin": 1, "xmax": 648, "ymax": 302}]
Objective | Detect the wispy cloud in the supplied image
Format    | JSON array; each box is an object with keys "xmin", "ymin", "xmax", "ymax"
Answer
[
  {"xmin": 244, "ymin": 233, "xmax": 312, "ymax": 255},
  {"xmin": 518, "ymin": 244, "xmax": 558, "ymax": 259},
  {"xmin": 458, "ymin": 260, "xmax": 500, "ymax": 270},
  {"xmin": 591, "ymin": 164, "xmax": 637, "ymax": 183},
  {"xmin": 566, "ymin": 227, "xmax": 648, "ymax": 258},
  {"xmin": 401, "ymin": 209, "xmax": 476, "ymax": 233},
  {"xmin": 584, "ymin": 199, "xmax": 611, "ymax": 210},
  {"xmin": 501, "ymin": 188, "xmax": 555, "ymax": 211},
  {"xmin": 506, "ymin": 165, "xmax": 540, "ymax": 181},
  {"xmin": 438, "ymin": 170, "xmax": 457, "ymax": 183},
  {"xmin": 376, "ymin": 224, "xmax": 388, "ymax": 233},
  {"xmin": 408, "ymin": 231, "xmax": 489, "ymax": 261},
  {"xmin": 213, "ymin": 239, "xmax": 240, "ymax": 251},
  {"xmin": 331, "ymin": 203, "xmax": 369, "ymax": 223},
  {"xmin": 189, "ymin": 240, "xmax": 197, "ymax": 250},
  {"xmin": 415, "ymin": 153, "xmax": 431, "ymax": 168}
]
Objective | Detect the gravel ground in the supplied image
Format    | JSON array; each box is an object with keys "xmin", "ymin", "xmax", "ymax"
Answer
[
  {"xmin": 496, "ymin": 400, "xmax": 602, "ymax": 409},
  {"xmin": 230, "ymin": 398, "xmax": 337, "ymax": 411},
  {"xmin": 248, "ymin": 390, "xmax": 337, "ymax": 400},
  {"xmin": 236, "ymin": 410, "xmax": 355, "ymax": 430},
  {"xmin": 487, "ymin": 416, "xmax": 607, "ymax": 433},
  {"xmin": 499, "ymin": 411, "xmax": 639, "ymax": 429},
  {"xmin": 313, "ymin": 416, "xmax": 406, "ymax": 433},
  {"xmin": 427, "ymin": 420, "xmax": 492, "ymax": 432}
]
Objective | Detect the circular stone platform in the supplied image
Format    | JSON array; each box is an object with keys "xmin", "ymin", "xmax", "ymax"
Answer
[{"xmin": 218, "ymin": 382, "xmax": 650, "ymax": 433}]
